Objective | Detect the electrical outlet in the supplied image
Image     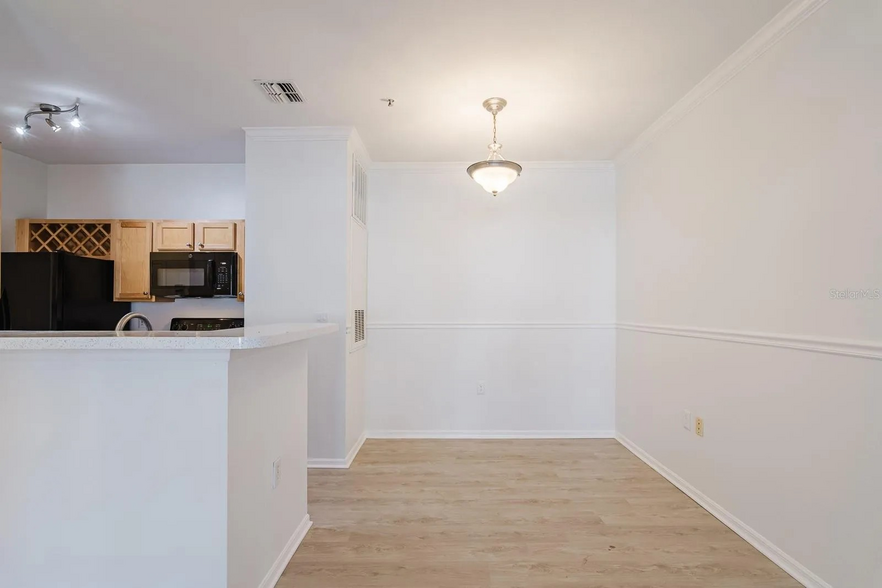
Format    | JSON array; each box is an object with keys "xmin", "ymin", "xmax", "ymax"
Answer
[
  {"xmin": 272, "ymin": 458, "xmax": 282, "ymax": 489},
  {"xmin": 695, "ymin": 417, "xmax": 704, "ymax": 437},
  {"xmin": 316, "ymin": 313, "xmax": 329, "ymax": 323},
  {"xmin": 477, "ymin": 381, "xmax": 486, "ymax": 395},
  {"xmin": 683, "ymin": 410, "xmax": 692, "ymax": 431}
]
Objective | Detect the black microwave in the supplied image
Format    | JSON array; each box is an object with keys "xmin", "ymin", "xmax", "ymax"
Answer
[{"xmin": 150, "ymin": 252, "xmax": 238, "ymax": 298}]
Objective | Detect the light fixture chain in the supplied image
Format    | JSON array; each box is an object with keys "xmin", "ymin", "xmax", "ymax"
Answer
[{"xmin": 492, "ymin": 111, "xmax": 497, "ymax": 145}]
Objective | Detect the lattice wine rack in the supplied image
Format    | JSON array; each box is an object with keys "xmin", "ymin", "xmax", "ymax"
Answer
[{"xmin": 22, "ymin": 221, "xmax": 113, "ymax": 259}]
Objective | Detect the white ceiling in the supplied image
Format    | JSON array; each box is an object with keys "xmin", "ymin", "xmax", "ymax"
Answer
[{"xmin": 0, "ymin": 0, "xmax": 789, "ymax": 164}]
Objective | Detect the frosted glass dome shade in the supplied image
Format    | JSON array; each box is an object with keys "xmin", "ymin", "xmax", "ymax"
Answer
[{"xmin": 466, "ymin": 160, "xmax": 522, "ymax": 196}]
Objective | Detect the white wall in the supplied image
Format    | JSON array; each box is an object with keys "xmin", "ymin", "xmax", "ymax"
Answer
[
  {"xmin": 0, "ymin": 350, "xmax": 230, "ymax": 588},
  {"xmin": 1, "ymin": 149, "xmax": 48, "ymax": 251},
  {"xmin": 47, "ymin": 164, "xmax": 244, "ymax": 219},
  {"xmin": 366, "ymin": 163, "xmax": 616, "ymax": 435},
  {"xmin": 245, "ymin": 130, "xmax": 350, "ymax": 461},
  {"xmin": 227, "ymin": 343, "xmax": 310, "ymax": 588},
  {"xmin": 47, "ymin": 164, "xmax": 246, "ymax": 328},
  {"xmin": 616, "ymin": 1, "xmax": 881, "ymax": 587}
]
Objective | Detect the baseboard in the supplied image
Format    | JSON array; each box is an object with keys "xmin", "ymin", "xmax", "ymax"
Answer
[
  {"xmin": 307, "ymin": 431, "xmax": 367, "ymax": 469},
  {"xmin": 257, "ymin": 513, "xmax": 312, "ymax": 588},
  {"xmin": 615, "ymin": 433, "xmax": 831, "ymax": 588},
  {"xmin": 367, "ymin": 430, "xmax": 615, "ymax": 439}
]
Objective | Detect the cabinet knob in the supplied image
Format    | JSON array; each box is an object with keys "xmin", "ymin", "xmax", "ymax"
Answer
[
  {"xmin": 143, "ymin": 291, "xmax": 149, "ymax": 296},
  {"xmin": 198, "ymin": 243, "xmax": 204, "ymax": 249},
  {"xmin": 186, "ymin": 243, "xmax": 192, "ymax": 247}
]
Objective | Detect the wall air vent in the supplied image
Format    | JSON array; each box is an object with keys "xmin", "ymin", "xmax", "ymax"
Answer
[
  {"xmin": 254, "ymin": 80, "xmax": 305, "ymax": 104},
  {"xmin": 354, "ymin": 309, "xmax": 365, "ymax": 344}
]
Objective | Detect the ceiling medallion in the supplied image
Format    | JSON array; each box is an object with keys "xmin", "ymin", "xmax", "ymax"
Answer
[{"xmin": 467, "ymin": 97, "xmax": 522, "ymax": 196}]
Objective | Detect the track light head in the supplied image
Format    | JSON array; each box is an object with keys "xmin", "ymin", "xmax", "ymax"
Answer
[
  {"xmin": 70, "ymin": 114, "xmax": 82, "ymax": 128},
  {"xmin": 46, "ymin": 117, "xmax": 61, "ymax": 132},
  {"xmin": 15, "ymin": 124, "xmax": 30, "ymax": 135}
]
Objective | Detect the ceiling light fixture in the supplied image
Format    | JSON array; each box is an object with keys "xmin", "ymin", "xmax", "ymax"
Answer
[
  {"xmin": 16, "ymin": 102, "xmax": 82, "ymax": 136},
  {"xmin": 467, "ymin": 97, "xmax": 522, "ymax": 196}
]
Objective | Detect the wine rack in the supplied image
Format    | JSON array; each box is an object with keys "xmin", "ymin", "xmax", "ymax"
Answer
[{"xmin": 18, "ymin": 220, "xmax": 113, "ymax": 259}]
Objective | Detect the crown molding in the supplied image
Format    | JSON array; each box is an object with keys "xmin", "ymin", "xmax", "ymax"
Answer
[
  {"xmin": 348, "ymin": 127, "xmax": 373, "ymax": 167},
  {"xmin": 618, "ymin": 322, "xmax": 882, "ymax": 361},
  {"xmin": 242, "ymin": 126, "xmax": 357, "ymax": 142},
  {"xmin": 370, "ymin": 161, "xmax": 614, "ymax": 173},
  {"xmin": 614, "ymin": 0, "xmax": 830, "ymax": 166}
]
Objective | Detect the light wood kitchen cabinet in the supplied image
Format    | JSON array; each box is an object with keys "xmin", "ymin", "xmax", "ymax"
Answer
[
  {"xmin": 195, "ymin": 221, "xmax": 236, "ymax": 251},
  {"xmin": 115, "ymin": 221, "xmax": 154, "ymax": 301},
  {"xmin": 154, "ymin": 221, "xmax": 194, "ymax": 251},
  {"xmin": 17, "ymin": 218, "xmax": 245, "ymax": 303}
]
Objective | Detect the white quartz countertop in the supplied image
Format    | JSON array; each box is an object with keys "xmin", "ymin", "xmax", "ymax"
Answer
[{"xmin": 0, "ymin": 322, "xmax": 338, "ymax": 351}]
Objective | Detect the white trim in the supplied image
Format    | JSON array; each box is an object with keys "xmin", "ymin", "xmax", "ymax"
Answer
[
  {"xmin": 257, "ymin": 514, "xmax": 312, "ymax": 588},
  {"xmin": 367, "ymin": 322, "xmax": 616, "ymax": 330},
  {"xmin": 365, "ymin": 321, "xmax": 880, "ymax": 360},
  {"xmin": 616, "ymin": 434, "xmax": 832, "ymax": 588},
  {"xmin": 615, "ymin": 0, "xmax": 830, "ymax": 165},
  {"xmin": 243, "ymin": 126, "xmax": 355, "ymax": 141},
  {"xmin": 308, "ymin": 431, "xmax": 367, "ymax": 469},
  {"xmin": 369, "ymin": 161, "xmax": 614, "ymax": 172},
  {"xmin": 368, "ymin": 430, "xmax": 615, "ymax": 439},
  {"xmin": 618, "ymin": 322, "xmax": 882, "ymax": 361},
  {"xmin": 348, "ymin": 128, "xmax": 373, "ymax": 168},
  {"xmin": 0, "ymin": 349, "xmax": 232, "ymax": 362}
]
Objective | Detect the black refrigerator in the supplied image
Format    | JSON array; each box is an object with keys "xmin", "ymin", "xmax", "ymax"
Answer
[{"xmin": 0, "ymin": 252, "xmax": 132, "ymax": 331}]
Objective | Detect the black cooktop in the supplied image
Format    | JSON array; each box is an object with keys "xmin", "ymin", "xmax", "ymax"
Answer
[{"xmin": 170, "ymin": 317, "xmax": 245, "ymax": 331}]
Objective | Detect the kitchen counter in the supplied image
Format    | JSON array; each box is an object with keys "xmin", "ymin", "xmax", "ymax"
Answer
[
  {"xmin": 0, "ymin": 322, "xmax": 337, "ymax": 588},
  {"xmin": 0, "ymin": 322, "xmax": 337, "ymax": 350}
]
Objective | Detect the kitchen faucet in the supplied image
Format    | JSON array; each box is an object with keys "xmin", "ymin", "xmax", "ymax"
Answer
[{"xmin": 115, "ymin": 312, "xmax": 153, "ymax": 332}]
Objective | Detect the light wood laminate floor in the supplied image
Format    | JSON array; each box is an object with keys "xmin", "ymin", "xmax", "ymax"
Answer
[{"xmin": 278, "ymin": 439, "xmax": 800, "ymax": 587}]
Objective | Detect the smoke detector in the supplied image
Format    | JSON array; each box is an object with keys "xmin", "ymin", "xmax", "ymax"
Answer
[{"xmin": 254, "ymin": 80, "xmax": 305, "ymax": 104}]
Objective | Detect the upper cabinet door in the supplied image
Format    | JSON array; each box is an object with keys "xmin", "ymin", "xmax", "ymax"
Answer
[
  {"xmin": 115, "ymin": 221, "xmax": 153, "ymax": 301},
  {"xmin": 154, "ymin": 221, "xmax": 194, "ymax": 251},
  {"xmin": 195, "ymin": 221, "xmax": 236, "ymax": 251}
]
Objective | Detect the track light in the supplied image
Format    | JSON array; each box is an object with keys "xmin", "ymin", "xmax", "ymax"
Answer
[{"xmin": 16, "ymin": 102, "xmax": 82, "ymax": 136}]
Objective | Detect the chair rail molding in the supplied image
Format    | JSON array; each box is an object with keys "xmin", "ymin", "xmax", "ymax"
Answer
[
  {"xmin": 367, "ymin": 322, "xmax": 616, "ymax": 330},
  {"xmin": 618, "ymin": 322, "xmax": 882, "ymax": 361},
  {"xmin": 614, "ymin": 0, "xmax": 830, "ymax": 165}
]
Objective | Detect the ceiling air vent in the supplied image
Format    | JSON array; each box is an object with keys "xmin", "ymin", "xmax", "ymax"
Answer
[{"xmin": 254, "ymin": 80, "xmax": 305, "ymax": 104}]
